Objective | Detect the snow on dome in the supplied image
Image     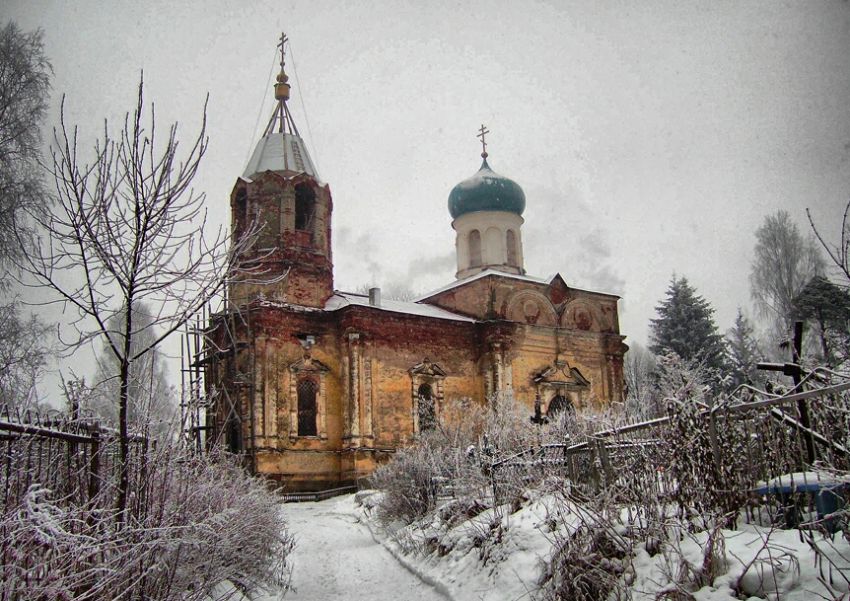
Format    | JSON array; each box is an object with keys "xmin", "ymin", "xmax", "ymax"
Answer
[{"xmin": 448, "ymin": 158, "xmax": 526, "ymax": 219}]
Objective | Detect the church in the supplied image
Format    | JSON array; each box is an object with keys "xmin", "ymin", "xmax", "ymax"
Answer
[{"xmin": 205, "ymin": 37, "xmax": 628, "ymax": 490}]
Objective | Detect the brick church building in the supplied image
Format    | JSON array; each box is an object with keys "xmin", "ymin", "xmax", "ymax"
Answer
[{"xmin": 205, "ymin": 37, "xmax": 628, "ymax": 490}]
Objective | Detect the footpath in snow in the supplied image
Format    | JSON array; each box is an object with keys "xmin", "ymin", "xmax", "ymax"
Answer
[{"xmin": 268, "ymin": 495, "xmax": 447, "ymax": 601}]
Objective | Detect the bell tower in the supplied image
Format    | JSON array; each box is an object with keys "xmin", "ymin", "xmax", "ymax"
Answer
[{"xmin": 230, "ymin": 33, "xmax": 333, "ymax": 308}]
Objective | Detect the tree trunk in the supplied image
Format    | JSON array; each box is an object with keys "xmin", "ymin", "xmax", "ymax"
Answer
[{"xmin": 116, "ymin": 303, "xmax": 134, "ymax": 520}]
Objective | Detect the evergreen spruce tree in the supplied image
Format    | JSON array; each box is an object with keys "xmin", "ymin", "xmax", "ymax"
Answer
[
  {"xmin": 649, "ymin": 275, "xmax": 727, "ymax": 372},
  {"xmin": 726, "ymin": 309, "xmax": 764, "ymax": 388}
]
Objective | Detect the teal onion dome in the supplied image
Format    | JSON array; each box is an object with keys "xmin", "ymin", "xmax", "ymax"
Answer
[{"xmin": 448, "ymin": 158, "xmax": 526, "ymax": 219}]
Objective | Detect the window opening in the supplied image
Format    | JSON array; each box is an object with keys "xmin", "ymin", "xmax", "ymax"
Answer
[
  {"xmin": 417, "ymin": 383, "xmax": 436, "ymax": 432},
  {"xmin": 547, "ymin": 394, "xmax": 574, "ymax": 418},
  {"xmin": 294, "ymin": 184, "xmax": 316, "ymax": 231},
  {"xmin": 234, "ymin": 189, "xmax": 247, "ymax": 236},
  {"xmin": 226, "ymin": 419, "xmax": 241, "ymax": 453},
  {"xmin": 297, "ymin": 378, "xmax": 318, "ymax": 436}
]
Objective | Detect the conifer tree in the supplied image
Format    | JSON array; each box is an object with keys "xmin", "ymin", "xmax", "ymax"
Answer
[
  {"xmin": 649, "ymin": 275, "xmax": 727, "ymax": 372},
  {"xmin": 726, "ymin": 309, "xmax": 764, "ymax": 388}
]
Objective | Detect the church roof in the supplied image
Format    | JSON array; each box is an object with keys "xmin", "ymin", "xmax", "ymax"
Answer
[
  {"xmin": 242, "ymin": 132, "xmax": 318, "ymax": 180},
  {"xmin": 414, "ymin": 269, "xmax": 622, "ymax": 303},
  {"xmin": 325, "ymin": 291, "xmax": 476, "ymax": 322},
  {"xmin": 448, "ymin": 157, "xmax": 526, "ymax": 219},
  {"xmin": 413, "ymin": 269, "xmax": 548, "ymax": 302}
]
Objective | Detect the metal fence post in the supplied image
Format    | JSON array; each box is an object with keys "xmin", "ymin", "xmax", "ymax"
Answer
[
  {"xmin": 88, "ymin": 426, "xmax": 100, "ymax": 502},
  {"xmin": 595, "ymin": 438, "xmax": 615, "ymax": 487},
  {"xmin": 708, "ymin": 409, "xmax": 722, "ymax": 484}
]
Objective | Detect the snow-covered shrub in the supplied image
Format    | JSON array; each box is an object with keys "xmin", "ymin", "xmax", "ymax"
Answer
[
  {"xmin": 654, "ymin": 517, "xmax": 730, "ymax": 600},
  {"xmin": 0, "ymin": 443, "xmax": 294, "ymax": 600},
  {"xmin": 539, "ymin": 491, "xmax": 634, "ymax": 601},
  {"xmin": 369, "ymin": 435, "xmax": 452, "ymax": 524},
  {"xmin": 370, "ymin": 393, "xmax": 553, "ymax": 525},
  {"xmin": 370, "ymin": 399, "xmax": 492, "ymax": 525}
]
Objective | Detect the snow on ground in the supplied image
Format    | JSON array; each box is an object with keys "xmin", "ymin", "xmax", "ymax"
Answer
[
  {"xmin": 263, "ymin": 495, "xmax": 447, "ymax": 601},
  {"xmin": 213, "ymin": 491, "xmax": 850, "ymax": 601},
  {"xmin": 354, "ymin": 490, "xmax": 850, "ymax": 601},
  {"xmin": 356, "ymin": 490, "xmax": 554, "ymax": 601}
]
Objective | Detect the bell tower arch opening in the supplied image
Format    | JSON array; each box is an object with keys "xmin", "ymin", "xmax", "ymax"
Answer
[{"xmin": 294, "ymin": 183, "xmax": 315, "ymax": 232}]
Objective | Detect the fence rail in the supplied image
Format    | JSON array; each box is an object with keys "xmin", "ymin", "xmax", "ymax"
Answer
[
  {"xmin": 0, "ymin": 407, "xmax": 149, "ymax": 511},
  {"xmin": 490, "ymin": 375, "xmax": 850, "ymax": 508}
]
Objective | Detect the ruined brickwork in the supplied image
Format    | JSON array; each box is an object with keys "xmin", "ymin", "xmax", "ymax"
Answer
[{"xmin": 228, "ymin": 172, "xmax": 333, "ymax": 308}]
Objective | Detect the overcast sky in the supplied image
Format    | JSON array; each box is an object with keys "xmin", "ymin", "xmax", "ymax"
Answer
[{"xmin": 6, "ymin": 1, "xmax": 850, "ymax": 395}]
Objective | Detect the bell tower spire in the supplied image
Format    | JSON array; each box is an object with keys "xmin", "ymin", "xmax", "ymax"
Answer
[
  {"xmin": 264, "ymin": 32, "xmax": 302, "ymax": 137},
  {"xmin": 230, "ymin": 34, "xmax": 334, "ymax": 308}
]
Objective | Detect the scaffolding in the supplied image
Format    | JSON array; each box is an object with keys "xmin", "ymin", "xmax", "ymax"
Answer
[{"xmin": 180, "ymin": 291, "xmax": 258, "ymax": 471}]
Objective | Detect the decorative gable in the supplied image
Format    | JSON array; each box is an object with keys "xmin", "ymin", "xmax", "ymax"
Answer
[
  {"xmin": 409, "ymin": 358, "xmax": 447, "ymax": 378},
  {"xmin": 533, "ymin": 359, "xmax": 590, "ymax": 390},
  {"xmin": 547, "ymin": 273, "xmax": 571, "ymax": 305}
]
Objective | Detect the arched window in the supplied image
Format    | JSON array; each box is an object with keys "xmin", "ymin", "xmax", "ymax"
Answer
[
  {"xmin": 485, "ymin": 227, "xmax": 502, "ymax": 264},
  {"xmin": 294, "ymin": 184, "xmax": 315, "ymax": 231},
  {"xmin": 297, "ymin": 378, "xmax": 318, "ymax": 436},
  {"xmin": 417, "ymin": 383, "xmax": 436, "ymax": 431},
  {"xmin": 506, "ymin": 230, "xmax": 518, "ymax": 267},
  {"xmin": 547, "ymin": 394, "xmax": 574, "ymax": 418},
  {"xmin": 469, "ymin": 230, "xmax": 482, "ymax": 268}
]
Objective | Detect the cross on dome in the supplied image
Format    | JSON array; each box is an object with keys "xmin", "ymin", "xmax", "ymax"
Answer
[{"xmin": 477, "ymin": 124, "xmax": 490, "ymax": 159}]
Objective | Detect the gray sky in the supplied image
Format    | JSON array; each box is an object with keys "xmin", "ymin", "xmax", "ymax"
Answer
[{"xmin": 6, "ymin": 0, "xmax": 850, "ymax": 393}]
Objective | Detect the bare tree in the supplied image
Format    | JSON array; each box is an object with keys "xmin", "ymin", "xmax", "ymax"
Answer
[
  {"xmin": 623, "ymin": 342, "xmax": 658, "ymax": 416},
  {"xmin": 0, "ymin": 21, "xmax": 51, "ymax": 270},
  {"xmin": 750, "ymin": 210, "xmax": 824, "ymax": 346},
  {"xmin": 0, "ymin": 302, "xmax": 50, "ymax": 410},
  {"xmin": 0, "ymin": 22, "xmax": 53, "ymax": 410},
  {"xmin": 89, "ymin": 301, "xmax": 176, "ymax": 439},
  {"xmin": 807, "ymin": 200, "xmax": 850, "ymax": 284},
  {"xmin": 20, "ymin": 76, "xmax": 261, "ymax": 516}
]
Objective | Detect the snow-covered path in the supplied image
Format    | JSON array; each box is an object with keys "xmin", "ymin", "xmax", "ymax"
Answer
[{"xmin": 280, "ymin": 496, "xmax": 446, "ymax": 601}]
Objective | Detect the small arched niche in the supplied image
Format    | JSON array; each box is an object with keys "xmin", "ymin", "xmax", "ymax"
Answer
[
  {"xmin": 506, "ymin": 229, "xmax": 518, "ymax": 267},
  {"xmin": 469, "ymin": 230, "xmax": 482, "ymax": 268}
]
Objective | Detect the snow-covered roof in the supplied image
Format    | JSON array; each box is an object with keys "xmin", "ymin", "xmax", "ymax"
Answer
[
  {"xmin": 325, "ymin": 292, "xmax": 476, "ymax": 323},
  {"xmin": 413, "ymin": 269, "xmax": 549, "ymax": 302},
  {"xmin": 414, "ymin": 269, "xmax": 622, "ymax": 302},
  {"xmin": 243, "ymin": 132, "xmax": 319, "ymax": 180}
]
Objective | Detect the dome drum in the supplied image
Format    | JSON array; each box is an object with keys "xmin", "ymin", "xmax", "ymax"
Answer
[{"xmin": 453, "ymin": 210, "xmax": 525, "ymax": 279}]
